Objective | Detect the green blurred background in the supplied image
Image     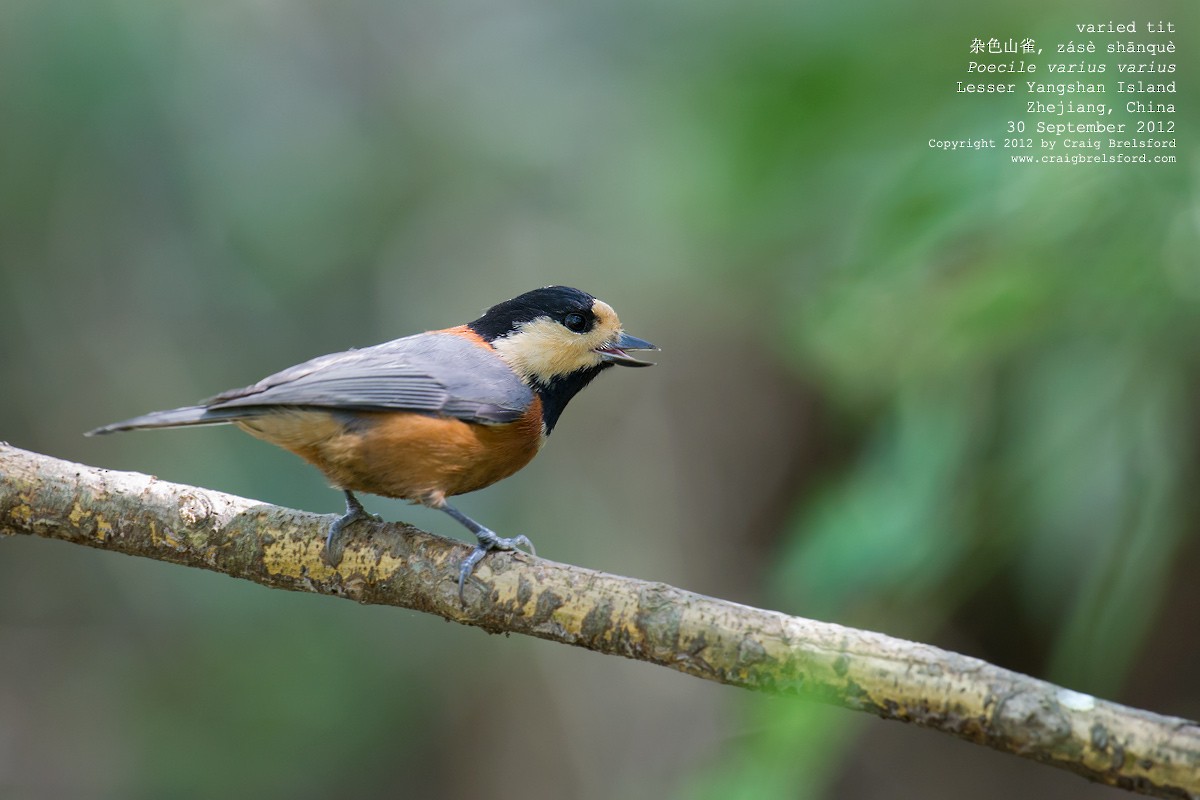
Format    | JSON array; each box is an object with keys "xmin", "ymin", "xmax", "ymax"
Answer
[{"xmin": 2, "ymin": 0, "xmax": 1197, "ymax": 797}]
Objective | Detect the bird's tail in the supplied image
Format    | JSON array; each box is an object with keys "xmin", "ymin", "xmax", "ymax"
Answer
[{"xmin": 85, "ymin": 405, "xmax": 253, "ymax": 436}]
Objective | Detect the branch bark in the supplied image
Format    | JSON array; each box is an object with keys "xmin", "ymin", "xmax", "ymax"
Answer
[{"xmin": 1, "ymin": 443, "xmax": 1197, "ymax": 797}]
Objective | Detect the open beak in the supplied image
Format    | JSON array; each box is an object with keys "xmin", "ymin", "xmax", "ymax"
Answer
[{"xmin": 596, "ymin": 331, "xmax": 658, "ymax": 367}]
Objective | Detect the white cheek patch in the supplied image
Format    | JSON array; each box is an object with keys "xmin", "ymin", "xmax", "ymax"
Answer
[
  {"xmin": 492, "ymin": 304, "xmax": 625, "ymax": 384},
  {"xmin": 492, "ymin": 317, "xmax": 602, "ymax": 383}
]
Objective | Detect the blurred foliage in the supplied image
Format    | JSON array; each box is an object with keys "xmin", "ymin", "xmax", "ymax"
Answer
[{"xmin": 1, "ymin": 0, "xmax": 1198, "ymax": 798}]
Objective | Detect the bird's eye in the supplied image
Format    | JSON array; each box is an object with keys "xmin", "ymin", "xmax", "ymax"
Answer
[{"xmin": 563, "ymin": 312, "xmax": 588, "ymax": 333}]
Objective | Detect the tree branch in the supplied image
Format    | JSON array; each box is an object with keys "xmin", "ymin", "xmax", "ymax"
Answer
[{"xmin": 1, "ymin": 444, "xmax": 1197, "ymax": 797}]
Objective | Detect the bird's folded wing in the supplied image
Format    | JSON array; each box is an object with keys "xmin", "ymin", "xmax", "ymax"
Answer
[{"xmin": 205, "ymin": 332, "xmax": 534, "ymax": 425}]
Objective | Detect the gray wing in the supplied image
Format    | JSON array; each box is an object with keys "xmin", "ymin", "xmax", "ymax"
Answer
[{"xmin": 204, "ymin": 332, "xmax": 533, "ymax": 424}]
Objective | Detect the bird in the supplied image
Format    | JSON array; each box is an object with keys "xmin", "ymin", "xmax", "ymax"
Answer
[{"xmin": 87, "ymin": 286, "xmax": 656, "ymax": 599}]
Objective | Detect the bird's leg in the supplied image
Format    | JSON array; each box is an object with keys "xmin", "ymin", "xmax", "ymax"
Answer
[
  {"xmin": 438, "ymin": 503, "xmax": 536, "ymax": 601},
  {"xmin": 323, "ymin": 490, "xmax": 380, "ymax": 566}
]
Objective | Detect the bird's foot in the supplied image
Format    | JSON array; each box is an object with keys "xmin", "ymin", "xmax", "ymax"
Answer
[
  {"xmin": 457, "ymin": 529, "xmax": 536, "ymax": 602},
  {"xmin": 323, "ymin": 491, "xmax": 381, "ymax": 566}
]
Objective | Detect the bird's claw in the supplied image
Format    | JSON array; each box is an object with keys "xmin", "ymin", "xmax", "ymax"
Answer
[
  {"xmin": 457, "ymin": 546, "xmax": 490, "ymax": 601},
  {"xmin": 323, "ymin": 493, "xmax": 380, "ymax": 567},
  {"xmin": 457, "ymin": 530, "xmax": 537, "ymax": 603},
  {"xmin": 494, "ymin": 533, "xmax": 536, "ymax": 557}
]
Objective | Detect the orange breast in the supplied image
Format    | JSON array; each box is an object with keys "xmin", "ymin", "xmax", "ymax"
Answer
[{"xmin": 235, "ymin": 402, "xmax": 545, "ymax": 504}]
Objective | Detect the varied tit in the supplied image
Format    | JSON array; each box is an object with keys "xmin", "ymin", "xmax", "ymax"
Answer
[{"xmin": 88, "ymin": 286, "xmax": 657, "ymax": 598}]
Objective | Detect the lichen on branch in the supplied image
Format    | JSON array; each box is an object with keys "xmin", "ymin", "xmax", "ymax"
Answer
[{"xmin": 1, "ymin": 444, "xmax": 1197, "ymax": 798}]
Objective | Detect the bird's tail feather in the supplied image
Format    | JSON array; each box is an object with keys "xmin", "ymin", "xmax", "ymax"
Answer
[{"xmin": 85, "ymin": 406, "xmax": 253, "ymax": 436}]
